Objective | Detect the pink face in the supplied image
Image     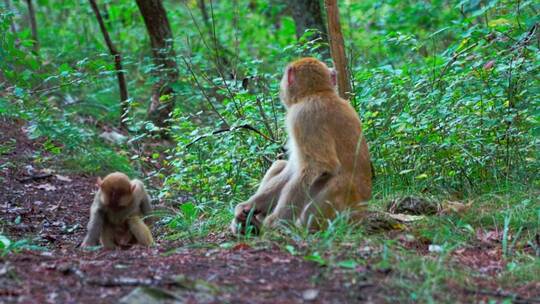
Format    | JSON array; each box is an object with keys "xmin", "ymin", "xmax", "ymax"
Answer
[{"xmin": 329, "ymin": 68, "xmax": 337, "ymax": 86}]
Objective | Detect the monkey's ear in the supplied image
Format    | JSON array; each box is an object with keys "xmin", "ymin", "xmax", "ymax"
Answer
[
  {"xmin": 330, "ymin": 68, "xmax": 337, "ymax": 86},
  {"xmin": 287, "ymin": 66, "xmax": 295, "ymax": 87},
  {"xmin": 96, "ymin": 177, "xmax": 103, "ymax": 188},
  {"xmin": 131, "ymin": 183, "xmax": 137, "ymax": 193}
]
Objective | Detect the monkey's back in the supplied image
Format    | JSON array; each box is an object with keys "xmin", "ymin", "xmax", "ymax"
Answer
[{"xmin": 320, "ymin": 94, "xmax": 372, "ymax": 204}]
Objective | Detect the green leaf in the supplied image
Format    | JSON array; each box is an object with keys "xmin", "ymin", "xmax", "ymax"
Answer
[
  {"xmin": 285, "ymin": 245, "xmax": 297, "ymax": 255},
  {"xmin": 304, "ymin": 252, "xmax": 326, "ymax": 266},
  {"xmin": 0, "ymin": 235, "xmax": 11, "ymax": 249},
  {"xmin": 180, "ymin": 202, "xmax": 197, "ymax": 221},
  {"xmin": 337, "ymin": 260, "xmax": 358, "ymax": 269}
]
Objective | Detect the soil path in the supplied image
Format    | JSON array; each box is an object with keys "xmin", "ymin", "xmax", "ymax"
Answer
[{"xmin": 0, "ymin": 118, "xmax": 383, "ymax": 303}]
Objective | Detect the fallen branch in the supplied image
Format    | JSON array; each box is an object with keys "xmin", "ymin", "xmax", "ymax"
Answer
[
  {"xmin": 86, "ymin": 277, "xmax": 176, "ymax": 287},
  {"xmin": 17, "ymin": 173, "xmax": 53, "ymax": 183},
  {"xmin": 463, "ymin": 288, "xmax": 540, "ymax": 304},
  {"xmin": 68, "ymin": 267, "xmax": 180, "ymax": 288}
]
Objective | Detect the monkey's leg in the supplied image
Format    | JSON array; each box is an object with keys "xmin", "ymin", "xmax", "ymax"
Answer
[
  {"xmin": 257, "ymin": 160, "xmax": 288, "ymax": 191},
  {"xmin": 127, "ymin": 216, "xmax": 154, "ymax": 246},
  {"xmin": 234, "ymin": 161, "xmax": 289, "ymax": 218},
  {"xmin": 298, "ymin": 175, "xmax": 370, "ymax": 229},
  {"xmin": 231, "ymin": 160, "xmax": 289, "ymax": 234},
  {"xmin": 263, "ymin": 176, "xmax": 312, "ymax": 229},
  {"xmin": 100, "ymin": 224, "xmax": 117, "ymax": 249},
  {"xmin": 296, "ymin": 201, "xmax": 332, "ymax": 230}
]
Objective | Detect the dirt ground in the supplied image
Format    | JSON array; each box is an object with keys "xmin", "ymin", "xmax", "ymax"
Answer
[
  {"xmin": 1, "ymin": 118, "xmax": 538, "ymax": 303},
  {"xmin": 0, "ymin": 118, "xmax": 386, "ymax": 303}
]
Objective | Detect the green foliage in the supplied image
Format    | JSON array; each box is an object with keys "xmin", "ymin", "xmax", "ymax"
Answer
[
  {"xmin": 0, "ymin": 235, "xmax": 43, "ymax": 256},
  {"xmin": 0, "ymin": 1, "xmax": 538, "ymax": 296}
]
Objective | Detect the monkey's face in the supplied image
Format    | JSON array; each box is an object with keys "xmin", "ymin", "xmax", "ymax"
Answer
[
  {"xmin": 98, "ymin": 173, "xmax": 134, "ymax": 210},
  {"xmin": 101, "ymin": 188, "xmax": 133, "ymax": 210},
  {"xmin": 279, "ymin": 67, "xmax": 291, "ymax": 107}
]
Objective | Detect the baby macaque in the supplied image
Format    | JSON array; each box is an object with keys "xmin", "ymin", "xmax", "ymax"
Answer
[{"xmin": 81, "ymin": 172, "xmax": 153, "ymax": 249}]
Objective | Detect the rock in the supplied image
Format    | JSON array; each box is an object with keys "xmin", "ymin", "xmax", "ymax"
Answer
[
  {"xmin": 302, "ymin": 289, "xmax": 319, "ymax": 301},
  {"xmin": 119, "ymin": 287, "xmax": 180, "ymax": 304},
  {"xmin": 387, "ymin": 197, "xmax": 439, "ymax": 215}
]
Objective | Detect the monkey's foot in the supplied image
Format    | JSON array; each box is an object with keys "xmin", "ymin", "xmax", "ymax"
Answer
[{"xmin": 230, "ymin": 203, "xmax": 263, "ymax": 235}]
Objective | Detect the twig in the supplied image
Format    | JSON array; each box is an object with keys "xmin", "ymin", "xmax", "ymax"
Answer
[
  {"xmin": 70, "ymin": 268, "xmax": 183, "ymax": 288},
  {"xmin": 17, "ymin": 173, "xmax": 53, "ymax": 183},
  {"xmin": 463, "ymin": 288, "xmax": 540, "ymax": 304},
  {"xmin": 86, "ymin": 277, "xmax": 177, "ymax": 287},
  {"xmin": 89, "ymin": 0, "xmax": 129, "ymax": 129},
  {"xmin": 179, "ymin": 55, "xmax": 229, "ymax": 127},
  {"xmin": 30, "ymin": 78, "xmax": 84, "ymax": 94},
  {"xmin": 510, "ymin": 22, "xmax": 538, "ymax": 52},
  {"xmin": 185, "ymin": 124, "xmax": 282, "ymax": 149},
  {"xmin": 436, "ymin": 42, "xmax": 478, "ymax": 89}
]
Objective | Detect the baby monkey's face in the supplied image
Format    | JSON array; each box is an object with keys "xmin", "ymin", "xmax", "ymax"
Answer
[
  {"xmin": 100, "ymin": 187, "xmax": 133, "ymax": 209},
  {"xmin": 98, "ymin": 173, "xmax": 134, "ymax": 210}
]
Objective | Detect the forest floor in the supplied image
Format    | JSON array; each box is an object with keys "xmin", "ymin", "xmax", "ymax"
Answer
[{"xmin": 0, "ymin": 118, "xmax": 538, "ymax": 303}]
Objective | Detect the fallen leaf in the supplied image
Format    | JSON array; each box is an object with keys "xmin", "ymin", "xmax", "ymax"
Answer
[
  {"xmin": 119, "ymin": 286, "xmax": 179, "ymax": 304},
  {"xmin": 36, "ymin": 184, "xmax": 57, "ymax": 191},
  {"xmin": 232, "ymin": 243, "xmax": 250, "ymax": 251},
  {"xmin": 439, "ymin": 200, "xmax": 472, "ymax": 215},
  {"xmin": 302, "ymin": 289, "xmax": 319, "ymax": 301},
  {"xmin": 476, "ymin": 229, "xmax": 501, "ymax": 244},
  {"xmin": 483, "ymin": 60, "xmax": 495, "ymax": 70},
  {"xmin": 55, "ymin": 174, "xmax": 72, "ymax": 182},
  {"xmin": 386, "ymin": 213, "xmax": 425, "ymax": 222},
  {"xmin": 100, "ymin": 131, "xmax": 127, "ymax": 144},
  {"xmin": 40, "ymin": 168, "xmax": 54, "ymax": 174},
  {"xmin": 428, "ymin": 244, "xmax": 443, "ymax": 253}
]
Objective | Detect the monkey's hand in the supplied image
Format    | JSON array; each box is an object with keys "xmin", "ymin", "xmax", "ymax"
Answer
[
  {"xmin": 230, "ymin": 202, "xmax": 262, "ymax": 235},
  {"xmin": 80, "ymin": 239, "xmax": 100, "ymax": 248}
]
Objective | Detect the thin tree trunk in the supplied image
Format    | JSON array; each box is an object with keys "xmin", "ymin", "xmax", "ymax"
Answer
[
  {"xmin": 197, "ymin": 0, "xmax": 210, "ymax": 26},
  {"xmin": 88, "ymin": 0, "xmax": 129, "ymax": 128},
  {"xmin": 25, "ymin": 0, "xmax": 38, "ymax": 53},
  {"xmin": 289, "ymin": 0, "xmax": 328, "ymax": 56},
  {"xmin": 4, "ymin": 0, "xmax": 17, "ymax": 34},
  {"xmin": 196, "ymin": 0, "xmax": 229, "ymax": 70},
  {"xmin": 135, "ymin": 0, "xmax": 179, "ymax": 129},
  {"xmin": 324, "ymin": 0, "xmax": 352, "ymax": 100}
]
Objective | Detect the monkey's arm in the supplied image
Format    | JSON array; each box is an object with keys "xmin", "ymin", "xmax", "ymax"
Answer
[
  {"xmin": 132, "ymin": 179, "xmax": 153, "ymax": 222},
  {"xmin": 82, "ymin": 195, "xmax": 105, "ymax": 246},
  {"xmin": 127, "ymin": 216, "xmax": 153, "ymax": 246}
]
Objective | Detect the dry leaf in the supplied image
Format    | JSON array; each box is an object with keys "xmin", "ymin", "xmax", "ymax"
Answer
[
  {"xmin": 386, "ymin": 213, "xmax": 425, "ymax": 222},
  {"xmin": 302, "ymin": 289, "xmax": 319, "ymax": 301},
  {"xmin": 439, "ymin": 200, "xmax": 472, "ymax": 215},
  {"xmin": 428, "ymin": 244, "xmax": 443, "ymax": 253},
  {"xmin": 476, "ymin": 229, "xmax": 501, "ymax": 244},
  {"xmin": 36, "ymin": 184, "xmax": 57, "ymax": 191},
  {"xmin": 55, "ymin": 174, "xmax": 72, "ymax": 182}
]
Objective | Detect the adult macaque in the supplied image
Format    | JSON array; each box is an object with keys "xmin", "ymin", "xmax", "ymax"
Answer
[
  {"xmin": 81, "ymin": 172, "xmax": 153, "ymax": 249},
  {"xmin": 231, "ymin": 57, "xmax": 372, "ymax": 233}
]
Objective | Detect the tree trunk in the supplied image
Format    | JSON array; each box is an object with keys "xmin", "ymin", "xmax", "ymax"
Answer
[
  {"xmin": 135, "ymin": 0, "xmax": 179, "ymax": 129},
  {"xmin": 289, "ymin": 0, "xmax": 328, "ymax": 53},
  {"xmin": 25, "ymin": 0, "xmax": 38, "ymax": 53},
  {"xmin": 196, "ymin": 0, "xmax": 230, "ymax": 71},
  {"xmin": 4, "ymin": 0, "xmax": 17, "ymax": 34},
  {"xmin": 324, "ymin": 0, "xmax": 352, "ymax": 100},
  {"xmin": 88, "ymin": 0, "xmax": 129, "ymax": 129}
]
